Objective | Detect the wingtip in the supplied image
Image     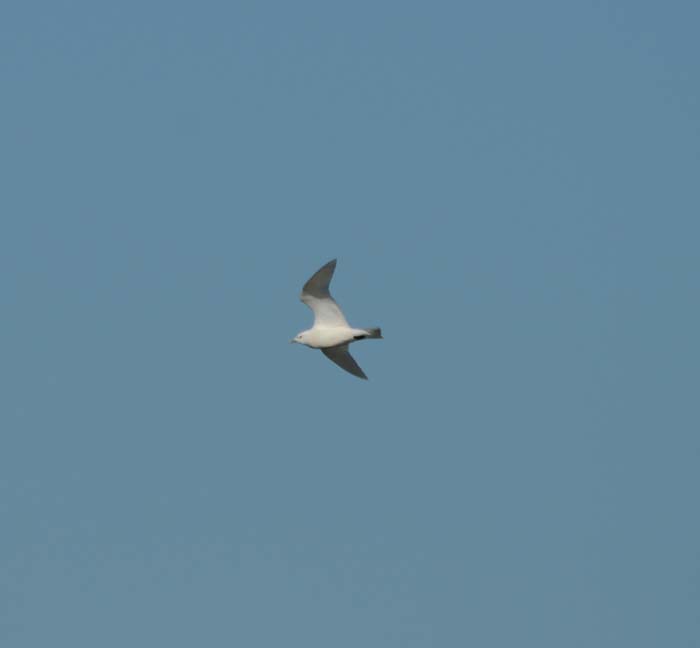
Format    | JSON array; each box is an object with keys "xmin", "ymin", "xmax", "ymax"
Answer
[{"xmin": 315, "ymin": 258, "xmax": 337, "ymax": 276}]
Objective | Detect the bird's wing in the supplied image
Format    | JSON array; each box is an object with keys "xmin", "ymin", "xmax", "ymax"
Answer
[
  {"xmin": 300, "ymin": 259, "xmax": 349, "ymax": 327},
  {"xmin": 322, "ymin": 344, "xmax": 368, "ymax": 380}
]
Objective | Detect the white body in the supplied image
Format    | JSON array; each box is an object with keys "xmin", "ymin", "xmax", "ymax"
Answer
[{"xmin": 295, "ymin": 326, "xmax": 369, "ymax": 349}]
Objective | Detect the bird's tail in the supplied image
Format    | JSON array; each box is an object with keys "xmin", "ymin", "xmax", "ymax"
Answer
[{"xmin": 364, "ymin": 327, "xmax": 383, "ymax": 339}]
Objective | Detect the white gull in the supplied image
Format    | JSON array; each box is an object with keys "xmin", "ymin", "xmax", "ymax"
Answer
[{"xmin": 291, "ymin": 259, "xmax": 382, "ymax": 380}]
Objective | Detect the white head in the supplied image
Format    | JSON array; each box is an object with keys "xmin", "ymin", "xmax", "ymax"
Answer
[{"xmin": 290, "ymin": 330, "xmax": 309, "ymax": 345}]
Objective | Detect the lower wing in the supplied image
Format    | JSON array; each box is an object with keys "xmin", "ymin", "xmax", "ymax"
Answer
[{"xmin": 321, "ymin": 344, "xmax": 368, "ymax": 380}]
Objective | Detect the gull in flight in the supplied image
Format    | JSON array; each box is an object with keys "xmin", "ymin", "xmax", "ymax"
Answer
[{"xmin": 291, "ymin": 259, "xmax": 382, "ymax": 379}]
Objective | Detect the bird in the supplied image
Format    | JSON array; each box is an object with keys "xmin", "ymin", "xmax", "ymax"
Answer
[{"xmin": 291, "ymin": 259, "xmax": 382, "ymax": 379}]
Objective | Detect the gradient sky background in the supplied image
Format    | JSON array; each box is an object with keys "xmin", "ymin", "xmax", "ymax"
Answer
[{"xmin": 2, "ymin": 1, "xmax": 699, "ymax": 646}]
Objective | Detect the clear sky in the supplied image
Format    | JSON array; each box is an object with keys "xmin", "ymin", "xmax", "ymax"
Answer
[{"xmin": 2, "ymin": 1, "xmax": 699, "ymax": 646}]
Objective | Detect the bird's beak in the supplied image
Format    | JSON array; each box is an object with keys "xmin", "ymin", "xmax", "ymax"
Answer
[{"xmin": 290, "ymin": 338, "xmax": 296, "ymax": 344}]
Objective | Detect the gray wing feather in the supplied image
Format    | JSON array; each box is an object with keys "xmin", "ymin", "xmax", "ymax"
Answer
[
  {"xmin": 302, "ymin": 258, "xmax": 336, "ymax": 299},
  {"xmin": 322, "ymin": 345, "xmax": 368, "ymax": 380},
  {"xmin": 300, "ymin": 259, "xmax": 349, "ymax": 327}
]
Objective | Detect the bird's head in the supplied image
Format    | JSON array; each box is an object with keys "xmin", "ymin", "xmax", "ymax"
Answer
[{"xmin": 290, "ymin": 331, "xmax": 307, "ymax": 345}]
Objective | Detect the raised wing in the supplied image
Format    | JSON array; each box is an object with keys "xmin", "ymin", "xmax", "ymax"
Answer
[
  {"xmin": 300, "ymin": 259, "xmax": 349, "ymax": 327},
  {"xmin": 322, "ymin": 344, "xmax": 368, "ymax": 380}
]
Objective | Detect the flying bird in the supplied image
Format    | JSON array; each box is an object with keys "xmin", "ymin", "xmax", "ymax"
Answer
[{"xmin": 291, "ymin": 259, "xmax": 382, "ymax": 379}]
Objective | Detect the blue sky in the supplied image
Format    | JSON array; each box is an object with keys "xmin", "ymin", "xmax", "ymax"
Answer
[{"xmin": 2, "ymin": 1, "xmax": 699, "ymax": 646}]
